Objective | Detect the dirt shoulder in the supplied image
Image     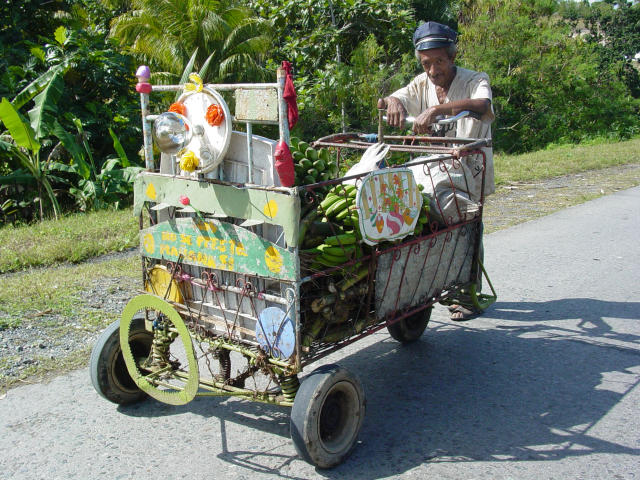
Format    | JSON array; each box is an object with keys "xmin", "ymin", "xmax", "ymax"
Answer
[{"xmin": 484, "ymin": 163, "xmax": 640, "ymax": 233}]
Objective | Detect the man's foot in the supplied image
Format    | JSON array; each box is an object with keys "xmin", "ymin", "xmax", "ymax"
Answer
[{"xmin": 448, "ymin": 304, "xmax": 482, "ymax": 321}]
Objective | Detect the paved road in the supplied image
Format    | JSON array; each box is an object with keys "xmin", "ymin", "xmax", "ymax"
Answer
[{"xmin": 1, "ymin": 187, "xmax": 639, "ymax": 479}]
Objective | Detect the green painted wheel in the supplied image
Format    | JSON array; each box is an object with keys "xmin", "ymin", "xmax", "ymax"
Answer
[{"xmin": 120, "ymin": 294, "xmax": 199, "ymax": 406}]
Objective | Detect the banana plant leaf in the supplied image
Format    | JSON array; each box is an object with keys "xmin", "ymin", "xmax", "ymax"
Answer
[
  {"xmin": 11, "ymin": 66, "xmax": 66, "ymax": 110},
  {"xmin": 0, "ymin": 169, "xmax": 37, "ymax": 186},
  {"xmin": 50, "ymin": 121, "xmax": 91, "ymax": 180},
  {"xmin": 108, "ymin": 128, "xmax": 130, "ymax": 167},
  {"xmin": 28, "ymin": 71, "xmax": 64, "ymax": 140},
  {"xmin": 0, "ymin": 99, "xmax": 40, "ymax": 153}
]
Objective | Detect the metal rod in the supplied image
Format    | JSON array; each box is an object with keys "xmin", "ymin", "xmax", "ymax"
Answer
[
  {"xmin": 246, "ymin": 122, "xmax": 254, "ymax": 184},
  {"xmin": 276, "ymin": 67, "xmax": 290, "ymax": 145},
  {"xmin": 140, "ymin": 92, "xmax": 154, "ymax": 170},
  {"xmin": 187, "ymin": 277, "xmax": 289, "ymax": 305},
  {"xmin": 191, "ymin": 377, "xmax": 294, "ymax": 406},
  {"xmin": 151, "ymin": 83, "xmax": 279, "ymax": 92}
]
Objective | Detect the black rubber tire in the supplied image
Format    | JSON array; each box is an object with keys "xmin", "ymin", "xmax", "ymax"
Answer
[
  {"xmin": 290, "ymin": 364, "xmax": 366, "ymax": 469},
  {"xmin": 90, "ymin": 317, "xmax": 153, "ymax": 405},
  {"xmin": 386, "ymin": 307, "xmax": 432, "ymax": 343}
]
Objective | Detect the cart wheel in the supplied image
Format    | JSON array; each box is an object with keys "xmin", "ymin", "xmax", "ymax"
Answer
[
  {"xmin": 290, "ymin": 364, "xmax": 365, "ymax": 468},
  {"xmin": 386, "ymin": 307, "xmax": 432, "ymax": 343},
  {"xmin": 90, "ymin": 316, "xmax": 153, "ymax": 405}
]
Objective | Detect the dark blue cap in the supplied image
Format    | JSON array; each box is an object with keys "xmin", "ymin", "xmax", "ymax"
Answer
[{"xmin": 413, "ymin": 21, "xmax": 457, "ymax": 51}]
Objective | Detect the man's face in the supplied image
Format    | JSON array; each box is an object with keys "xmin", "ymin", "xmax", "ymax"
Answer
[{"xmin": 418, "ymin": 48, "xmax": 456, "ymax": 88}]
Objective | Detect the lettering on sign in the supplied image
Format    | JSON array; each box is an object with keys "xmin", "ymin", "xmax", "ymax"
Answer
[{"xmin": 139, "ymin": 217, "xmax": 295, "ymax": 281}]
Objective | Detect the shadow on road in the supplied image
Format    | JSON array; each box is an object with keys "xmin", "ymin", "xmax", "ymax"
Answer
[{"xmin": 117, "ymin": 300, "xmax": 640, "ymax": 478}]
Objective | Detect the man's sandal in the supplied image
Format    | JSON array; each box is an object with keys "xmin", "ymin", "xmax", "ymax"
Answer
[{"xmin": 448, "ymin": 304, "xmax": 482, "ymax": 322}]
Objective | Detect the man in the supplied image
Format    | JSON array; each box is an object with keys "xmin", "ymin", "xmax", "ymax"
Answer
[{"xmin": 379, "ymin": 21, "xmax": 495, "ymax": 321}]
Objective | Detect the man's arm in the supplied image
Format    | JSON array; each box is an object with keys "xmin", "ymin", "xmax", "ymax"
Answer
[
  {"xmin": 378, "ymin": 97, "xmax": 490, "ymax": 133},
  {"xmin": 413, "ymin": 98, "xmax": 490, "ymax": 134}
]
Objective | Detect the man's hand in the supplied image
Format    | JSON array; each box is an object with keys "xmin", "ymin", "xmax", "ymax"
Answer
[
  {"xmin": 413, "ymin": 106, "xmax": 440, "ymax": 134},
  {"xmin": 378, "ymin": 97, "xmax": 407, "ymax": 129}
]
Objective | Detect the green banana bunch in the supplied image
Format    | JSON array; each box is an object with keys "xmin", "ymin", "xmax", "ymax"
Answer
[
  {"xmin": 318, "ymin": 184, "xmax": 356, "ymax": 217},
  {"xmin": 299, "ymin": 182, "xmax": 363, "ymax": 269},
  {"xmin": 290, "ymin": 137, "xmax": 339, "ymax": 186},
  {"xmin": 413, "ymin": 190, "xmax": 431, "ymax": 236}
]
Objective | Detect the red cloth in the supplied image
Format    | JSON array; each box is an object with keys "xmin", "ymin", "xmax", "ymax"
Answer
[
  {"xmin": 281, "ymin": 61, "xmax": 298, "ymax": 130},
  {"xmin": 274, "ymin": 140, "xmax": 295, "ymax": 187}
]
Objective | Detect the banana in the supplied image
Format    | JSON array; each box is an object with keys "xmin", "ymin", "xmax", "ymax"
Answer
[
  {"xmin": 339, "ymin": 266, "xmax": 370, "ymax": 291},
  {"xmin": 318, "ymin": 244, "xmax": 355, "ymax": 257},
  {"xmin": 335, "ymin": 204, "xmax": 357, "ymax": 221},
  {"xmin": 303, "ymin": 316, "xmax": 326, "ymax": 344},
  {"xmin": 297, "ymin": 209, "xmax": 320, "ymax": 245},
  {"xmin": 343, "ymin": 214, "xmax": 360, "ymax": 227},
  {"xmin": 319, "ymin": 193, "xmax": 340, "ymax": 211},
  {"xmin": 313, "ymin": 159, "xmax": 325, "ymax": 171},
  {"xmin": 316, "ymin": 254, "xmax": 347, "ymax": 267},
  {"xmin": 309, "ymin": 221, "xmax": 344, "ymax": 237},
  {"xmin": 299, "ymin": 158, "xmax": 312, "ymax": 170},
  {"xmin": 326, "ymin": 198, "xmax": 352, "ymax": 217},
  {"xmin": 305, "ymin": 147, "xmax": 318, "ymax": 161},
  {"xmin": 325, "ymin": 233, "xmax": 357, "ymax": 246},
  {"xmin": 329, "ymin": 184, "xmax": 356, "ymax": 197}
]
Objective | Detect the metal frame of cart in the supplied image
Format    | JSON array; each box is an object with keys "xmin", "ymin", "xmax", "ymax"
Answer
[{"xmin": 90, "ymin": 68, "xmax": 496, "ymax": 469}]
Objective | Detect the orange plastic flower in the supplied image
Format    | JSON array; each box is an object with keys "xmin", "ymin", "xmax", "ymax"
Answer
[
  {"xmin": 206, "ymin": 104, "xmax": 224, "ymax": 126},
  {"xmin": 168, "ymin": 102, "xmax": 187, "ymax": 116}
]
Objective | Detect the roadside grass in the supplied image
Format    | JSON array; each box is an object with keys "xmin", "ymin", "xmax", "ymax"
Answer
[
  {"xmin": 0, "ymin": 255, "xmax": 138, "ymax": 327},
  {"xmin": 494, "ymin": 137, "xmax": 640, "ymax": 185},
  {"xmin": 0, "ymin": 208, "xmax": 139, "ymax": 273},
  {"xmin": 0, "ymin": 347, "xmax": 91, "ymax": 392},
  {"xmin": 0, "ymin": 255, "xmax": 139, "ymax": 391}
]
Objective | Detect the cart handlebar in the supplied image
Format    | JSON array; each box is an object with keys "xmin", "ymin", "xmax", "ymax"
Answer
[{"xmin": 382, "ymin": 110, "xmax": 480, "ymax": 126}]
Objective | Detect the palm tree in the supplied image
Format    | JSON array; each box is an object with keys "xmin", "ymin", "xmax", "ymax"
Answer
[{"xmin": 107, "ymin": 0, "xmax": 272, "ymax": 82}]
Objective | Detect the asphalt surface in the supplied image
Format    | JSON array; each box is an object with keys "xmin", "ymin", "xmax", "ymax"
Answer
[{"xmin": 1, "ymin": 187, "xmax": 639, "ymax": 479}]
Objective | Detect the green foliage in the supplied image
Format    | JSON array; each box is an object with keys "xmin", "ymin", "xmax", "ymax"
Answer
[
  {"xmin": 0, "ymin": 13, "xmax": 142, "ymax": 222},
  {"xmin": 250, "ymin": 0, "xmax": 421, "ymax": 138},
  {"xmin": 561, "ymin": 0, "xmax": 640, "ymax": 98},
  {"xmin": 295, "ymin": 37, "xmax": 419, "ymax": 139},
  {"xmin": 0, "ymin": 98, "xmax": 62, "ymax": 220},
  {"xmin": 458, "ymin": 0, "xmax": 640, "ymax": 152},
  {"xmin": 49, "ymin": 119, "xmax": 143, "ymax": 211},
  {"xmin": 108, "ymin": 0, "xmax": 272, "ymax": 82}
]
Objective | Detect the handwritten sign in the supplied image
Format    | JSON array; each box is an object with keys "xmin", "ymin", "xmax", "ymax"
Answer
[
  {"xmin": 356, "ymin": 168, "xmax": 422, "ymax": 245},
  {"xmin": 140, "ymin": 217, "xmax": 296, "ymax": 281}
]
